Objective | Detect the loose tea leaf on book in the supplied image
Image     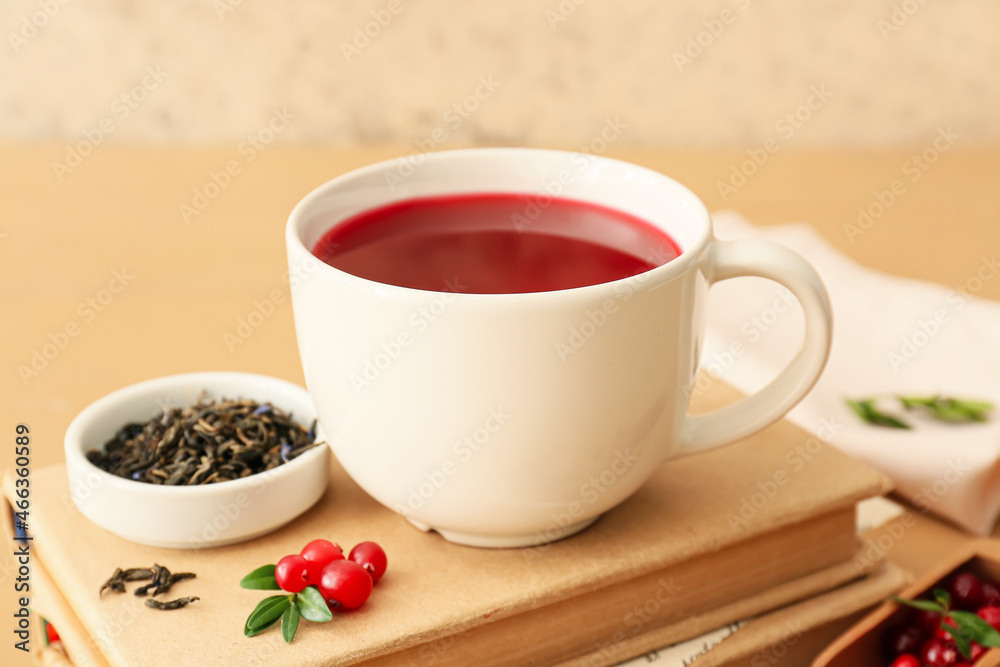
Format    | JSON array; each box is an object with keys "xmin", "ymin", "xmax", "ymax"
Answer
[
  {"xmin": 99, "ymin": 565, "xmax": 198, "ymax": 611},
  {"xmin": 146, "ymin": 597, "xmax": 199, "ymax": 611}
]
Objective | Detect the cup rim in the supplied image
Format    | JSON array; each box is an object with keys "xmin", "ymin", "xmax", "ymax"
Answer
[{"xmin": 286, "ymin": 147, "xmax": 712, "ymax": 299}]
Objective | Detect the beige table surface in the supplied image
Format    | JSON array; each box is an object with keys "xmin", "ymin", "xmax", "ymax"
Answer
[{"xmin": 1, "ymin": 145, "xmax": 998, "ymax": 666}]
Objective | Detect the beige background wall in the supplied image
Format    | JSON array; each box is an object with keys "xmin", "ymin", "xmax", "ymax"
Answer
[{"xmin": 1, "ymin": 0, "xmax": 998, "ymax": 147}]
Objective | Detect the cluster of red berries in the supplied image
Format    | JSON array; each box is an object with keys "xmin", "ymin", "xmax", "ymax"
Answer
[
  {"xmin": 887, "ymin": 572, "xmax": 1000, "ymax": 667},
  {"xmin": 274, "ymin": 539, "xmax": 387, "ymax": 610}
]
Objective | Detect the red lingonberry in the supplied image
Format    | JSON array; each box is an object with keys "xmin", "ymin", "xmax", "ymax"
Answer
[
  {"xmin": 300, "ymin": 539, "xmax": 345, "ymax": 582},
  {"xmin": 348, "ymin": 541, "xmax": 388, "ymax": 584},
  {"xmin": 318, "ymin": 559, "xmax": 372, "ymax": 610},
  {"xmin": 45, "ymin": 622, "xmax": 60, "ymax": 645},
  {"xmin": 913, "ymin": 608, "xmax": 944, "ymax": 634},
  {"xmin": 982, "ymin": 581, "xmax": 1000, "ymax": 606},
  {"xmin": 884, "ymin": 624, "xmax": 924, "ymax": 657},
  {"xmin": 969, "ymin": 641, "xmax": 986, "ymax": 660},
  {"xmin": 921, "ymin": 637, "xmax": 959, "ymax": 667},
  {"xmin": 949, "ymin": 572, "xmax": 985, "ymax": 610},
  {"xmin": 977, "ymin": 605, "xmax": 1000, "ymax": 631},
  {"xmin": 274, "ymin": 554, "xmax": 312, "ymax": 593},
  {"xmin": 890, "ymin": 655, "xmax": 920, "ymax": 667}
]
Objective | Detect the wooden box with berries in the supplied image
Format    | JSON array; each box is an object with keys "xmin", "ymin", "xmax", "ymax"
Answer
[{"xmin": 815, "ymin": 540, "xmax": 1000, "ymax": 667}]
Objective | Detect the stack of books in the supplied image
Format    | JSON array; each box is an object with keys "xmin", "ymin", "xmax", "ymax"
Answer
[{"xmin": 4, "ymin": 382, "xmax": 902, "ymax": 666}]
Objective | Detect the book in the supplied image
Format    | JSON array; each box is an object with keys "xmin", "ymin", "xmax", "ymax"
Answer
[
  {"xmin": 697, "ymin": 563, "xmax": 910, "ymax": 667},
  {"xmin": 6, "ymin": 382, "xmax": 891, "ymax": 666},
  {"xmin": 598, "ymin": 562, "xmax": 910, "ymax": 667},
  {"xmin": 2, "ymin": 501, "xmax": 870, "ymax": 667}
]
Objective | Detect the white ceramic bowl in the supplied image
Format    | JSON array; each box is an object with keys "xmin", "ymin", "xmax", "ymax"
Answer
[{"xmin": 65, "ymin": 372, "xmax": 329, "ymax": 549}]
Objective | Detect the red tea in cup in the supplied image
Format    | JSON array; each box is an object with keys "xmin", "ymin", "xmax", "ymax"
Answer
[{"xmin": 312, "ymin": 193, "xmax": 681, "ymax": 294}]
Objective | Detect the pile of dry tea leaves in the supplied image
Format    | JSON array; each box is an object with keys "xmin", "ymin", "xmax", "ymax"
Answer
[{"xmin": 86, "ymin": 398, "xmax": 322, "ymax": 485}]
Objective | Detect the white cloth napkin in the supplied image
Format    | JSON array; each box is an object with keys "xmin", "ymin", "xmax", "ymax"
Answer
[{"xmin": 700, "ymin": 211, "xmax": 1000, "ymax": 535}]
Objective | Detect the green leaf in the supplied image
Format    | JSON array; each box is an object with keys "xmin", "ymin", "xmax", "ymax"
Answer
[
  {"xmin": 281, "ymin": 602, "xmax": 300, "ymax": 643},
  {"xmin": 244, "ymin": 595, "xmax": 292, "ymax": 637},
  {"xmin": 296, "ymin": 586, "xmax": 333, "ymax": 623},
  {"xmin": 953, "ymin": 398, "xmax": 994, "ymax": 412},
  {"xmin": 899, "ymin": 395, "xmax": 993, "ymax": 424},
  {"xmin": 892, "ymin": 595, "xmax": 945, "ymax": 613},
  {"xmin": 937, "ymin": 406, "xmax": 979, "ymax": 422},
  {"xmin": 942, "ymin": 621, "xmax": 972, "ymax": 659},
  {"xmin": 240, "ymin": 564, "xmax": 280, "ymax": 590},
  {"xmin": 949, "ymin": 610, "xmax": 1000, "ymax": 648},
  {"xmin": 932, "ymin": 587, "xmax": 952, "ymax": 610},
  {"xmin": 852, "ymin": 395, "xmax": 993, "ymax": 429},
  {"xmin": 847, "ymin": 399, "xmax": 910, "ymax": 429},
  {"xmin": 900, "ymin": 396, "xmax": 936, "ymax": 410}
]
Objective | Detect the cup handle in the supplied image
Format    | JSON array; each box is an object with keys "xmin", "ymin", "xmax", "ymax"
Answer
[{"xmin": 677, "ymin": 238, "xmax": 833, "ymax": 456}]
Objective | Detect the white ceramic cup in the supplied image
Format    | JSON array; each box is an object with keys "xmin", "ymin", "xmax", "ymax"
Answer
[{"xmin": 286, "ymin": 148, "xmax": 832, "ymax": 548}]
